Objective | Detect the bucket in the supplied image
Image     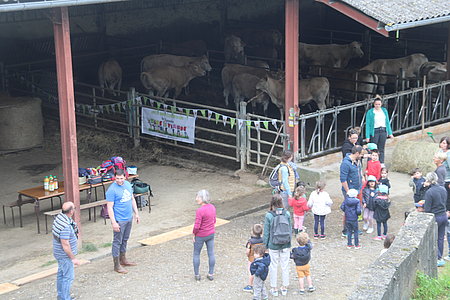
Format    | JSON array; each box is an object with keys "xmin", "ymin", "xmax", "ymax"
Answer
[{"xmin": 127, "ymin": 166, "xmax": 138, "ymax": 175}]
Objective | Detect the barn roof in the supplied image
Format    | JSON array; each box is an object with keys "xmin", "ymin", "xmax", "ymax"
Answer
[
  {"xmin": 316, "ymin": 0, "xmax": 450, "ymax": 36},
  {"xmin": 0, "ymin": 0, "xmax": 128, "ymax": 12}
]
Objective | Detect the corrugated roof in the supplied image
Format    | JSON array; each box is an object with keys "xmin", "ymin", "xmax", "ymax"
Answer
[{"xmin": 341, "ymin": 0, "xmax": 450, "ymax": 27}]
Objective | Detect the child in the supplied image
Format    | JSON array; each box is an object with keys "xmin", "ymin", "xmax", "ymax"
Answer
[
  {"xmin": 244, "ymin": 224, "xmax": 264, "ymax": 293},
  {"xmin": 373, "ymin": 185, "xmax": 391, "ymax": 240},
  {"xmin": 250, "ymin": 244, "xmax": 271, "ymax": 300},
  {"xmin": 288, "ymin": 186, "xmax": 310, "ymax": 234},
  {"xmin": 307, "ymin": 181, "xmax": 333, "ymax": 239},
  {"xmin": 379, "ymin": 168, "xmax": 391, "ymax": 194},
  {"xmin": 366, "ymin": 150, "xmax": 381, "ymax": 181},
  {"xmin": 415, "ymin": 200, "xmax": 425, "ymax": 212},
  {"xmin": 409, "ymin": 168, "xmax": 426, "ymax": 203},
  {"xmin": 340, "ymin": 189, "xmax": 362, "ymax": 249},
  {"xmin": 380, "ymin": 234, "xmax": 395, "ymax": 256},
  {"xmin": 362, "ymin": 175, "xmax": 377, "ymax": 234},
  {"xmin": 290, "ymin": 232, "xmax": 315, "ymax": 295}
]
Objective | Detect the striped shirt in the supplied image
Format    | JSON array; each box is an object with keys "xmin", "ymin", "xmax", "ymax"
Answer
[{"xmin": 52, "ymin": 213, "xmax": 78, "ymax": 260}]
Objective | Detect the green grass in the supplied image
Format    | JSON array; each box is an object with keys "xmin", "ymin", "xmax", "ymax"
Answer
[
  {"xmin": 412, "ymin": 265, "xmax": 450, "ymax": 300},
  {"xmin": 80, "ymin": 242, "xmax": 98, "ymax": 253},
  {"xmin": 98, "ymin": 242, "xmax": 112, "ymax": 248},
  {"xmin": 40, "ymin": 260, "xmax": 57, "ymax": 267}
]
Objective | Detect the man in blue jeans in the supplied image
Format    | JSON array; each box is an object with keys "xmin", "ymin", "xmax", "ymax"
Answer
[
  {"xmin": 52, "ymin": 201, "xmax": 80, "ymax": 300},
  {"xmin": 340, "ymin": 145, "xmax": 363, "ymax": 236},
  {"xmin": 106, "ymin": 169, "xmax": 140, "ymax": 274}
]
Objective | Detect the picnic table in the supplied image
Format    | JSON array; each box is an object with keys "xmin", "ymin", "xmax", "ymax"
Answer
[{"xmin": 16, "ymin": 175, "xmax": 138, "ymax": 233}]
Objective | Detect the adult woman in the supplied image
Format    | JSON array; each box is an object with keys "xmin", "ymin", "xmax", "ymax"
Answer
[
  {"xmin": 192, "ymin": 189, "xmax": 216, "ymax": 281},
  {"xmin": 423, "ymin": 172, "xmax": 448, "ymax": 267},
  {"xmin": 438, "ymin": 136, "xmax": 450, "ymax": 199},
  {"xmin": 364, "ymin": 96, "xmax": 394, "ymax": 164},
  {"xmin": 433, "ymin": 152, "xmax": 447, "ymax": 187},
  {"xmin": 263, "ymin": 194, "xmax": 291, "ymax": 297},
  {"xmin": 342, "ymin": 128, "xmax": 360, "ymax": 158}
]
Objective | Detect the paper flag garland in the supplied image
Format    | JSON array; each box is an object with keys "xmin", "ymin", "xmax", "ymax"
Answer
[{"xmin": 222, "ymin": 115, "xmax": 228, "ymax": 126}]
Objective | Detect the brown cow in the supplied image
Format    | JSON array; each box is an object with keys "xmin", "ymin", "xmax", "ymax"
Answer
[
  {"xmin": 232, "ymin": 73, "xmax": 271, "ymax": 115},
  {"xmin": 141, "ymin": 54, "xmax": 211, "ymax": 73},
  {"xmin": 360, "ymin": 53, "xmax": 428, "ymax": 93},
  {"xmin": 140, "ymin": 62, "xmax": 206, "ymax": 98},
  {"xmin": 221, "ymin": 63, "xmax": 269, "ymax": 108},
  {"xmin": 326, "ymin": 70, "xmax": 378, "ymax": 103},
  {"xmin": 299, "ymin": 41, "xmax": 364, "ymax": 68},
  {"xmin": 224, "ymin": 35, "xmax": 246, "ymax": 64},
  {"xmin": 256, "ymin": 76, "xmax": 330, "ymax": 119},
  {"xmin": 419, "ymin": 61, "xmax": 447, "ymax": 83},
  {"xmin": 98, "ymin": 59, "xmax": 122, "ymax": 97}
]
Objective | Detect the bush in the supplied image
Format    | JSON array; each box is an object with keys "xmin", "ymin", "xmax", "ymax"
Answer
[{"xmin": 412, "ymin": 268, "xmax": 450, "ymax": 300}]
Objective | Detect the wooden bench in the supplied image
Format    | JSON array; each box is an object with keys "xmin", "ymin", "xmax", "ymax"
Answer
[{"xmin": 43, "ymin": 200, "xmax": 108, "ymax": 234}]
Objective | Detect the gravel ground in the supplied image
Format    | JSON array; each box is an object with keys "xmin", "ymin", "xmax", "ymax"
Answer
[{"xmin": 6, "ymin": 174, "xmax": 418, "ymax": 300}]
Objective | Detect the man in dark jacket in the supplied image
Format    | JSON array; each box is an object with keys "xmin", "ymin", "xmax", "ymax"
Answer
[
  {"xmin": 250, "ymin": 244, "xmax": 271, "ymax": 300},
  {"xmin": 340, "ymin": 145, "xmax": 363, "ymax": 235},
  {"xmin": 341, "ymin": 189, "xmax": 362, "ymax": 249}
]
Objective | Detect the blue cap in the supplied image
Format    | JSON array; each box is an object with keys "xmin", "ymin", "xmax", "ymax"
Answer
[{"xmin": 367, "ymin": 143, "xmax": 378, "ymax": 150}]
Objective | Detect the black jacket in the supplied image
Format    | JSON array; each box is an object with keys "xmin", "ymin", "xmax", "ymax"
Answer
[
  {"xmin": 290, "ymin": 242, "xmax": 312, "ymax": 266},
  {"xmin": 250, "ymin": 253, "xmax": 271, "ymax": 281},
  {"xmin": 341, "ymin": 140, "xmax": 357, "ymax": 158},
  {"xmin": 373, "ymin": 195, "xmax": 391, "ymax": 222},
  {"xmin": 424, "ymin": 184, "xmax": 447, "ymax": 216}
]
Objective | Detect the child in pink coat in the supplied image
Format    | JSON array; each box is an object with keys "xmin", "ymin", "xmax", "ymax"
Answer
[{"xmin": 288, "ymin": 186, "xmax": 310, "ymax": 235}]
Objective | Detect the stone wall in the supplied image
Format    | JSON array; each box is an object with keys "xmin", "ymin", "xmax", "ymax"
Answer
[{"xmin": 348, "ymin": 211, "xmax": 437, "ymax": 300}]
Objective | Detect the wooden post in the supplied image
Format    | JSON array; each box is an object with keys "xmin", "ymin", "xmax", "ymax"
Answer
[{"xmin": 53, "ymin": 7, "xmax": 82, "ymax": 241}]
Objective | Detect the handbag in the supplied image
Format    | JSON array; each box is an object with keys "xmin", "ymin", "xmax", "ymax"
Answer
[{"xmin": 131, "ymin": 178, "xmax": 150, "ymax": 194}]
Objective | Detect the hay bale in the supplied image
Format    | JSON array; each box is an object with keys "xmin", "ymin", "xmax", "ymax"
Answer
[{"xmin": 390, "ymin": 141, "xmax": 438, "ymax": 174}]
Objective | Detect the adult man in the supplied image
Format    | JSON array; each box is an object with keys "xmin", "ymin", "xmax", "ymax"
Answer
[
  {"xmin": 106, "ymin": 169, "xmax": 140, "ymax": 274},
  {"xmin": 52, "ymin": 201, "xmax": 80, "ymax": 300},
  {"xmin": 278, "ymin": 150, "xmax": 297, "ymax": 209},
  {"xmin": 340, "ymin": 145, "xmax": 363, "ymax": 236}
]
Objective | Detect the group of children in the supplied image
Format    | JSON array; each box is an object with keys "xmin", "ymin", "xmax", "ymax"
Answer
[{"xmin": 244, "ymin": 224, "xmax": 315, "ymax": 299}]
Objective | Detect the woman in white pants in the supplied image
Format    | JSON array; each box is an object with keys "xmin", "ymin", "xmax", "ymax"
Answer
[{"xmin": 263, "ymin": 194, "xmax": 292, "ymax": 297}]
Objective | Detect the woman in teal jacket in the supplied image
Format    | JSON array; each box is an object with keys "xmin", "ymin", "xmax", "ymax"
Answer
[{"xmin": 365, "ymin": 96, "xmax": 394, "ymax": 163}]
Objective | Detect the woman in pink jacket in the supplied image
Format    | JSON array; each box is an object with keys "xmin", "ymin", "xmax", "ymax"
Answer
[{"xmin": 192, "ymin": 189, "xmax": 216, "ymax": 281}]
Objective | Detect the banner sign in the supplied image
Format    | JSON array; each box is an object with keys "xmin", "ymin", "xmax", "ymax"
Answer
[{"xmin": 141, "ymin": 107, "xmax": 196, "ymax": 144}]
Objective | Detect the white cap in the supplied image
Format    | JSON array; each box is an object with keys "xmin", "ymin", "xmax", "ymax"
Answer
[{"xmin": 347, "ymin": 189, "xmax": 358, "ymax": 198}]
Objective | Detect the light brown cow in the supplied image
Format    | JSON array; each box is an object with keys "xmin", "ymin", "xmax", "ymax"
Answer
[
  {"xmin": 140, "ymin": 62, "xmax": 206, "ymax": 98},
  {"xmin": 256, "ymin": 76, "xmax": 330, "ymax": 119},
  {"xmin": 232, "ymin": 73, "xmax": 271, "ymax": 115},
  {"xmin": 141, "ymin": 54, "xmax": 212, "ymax": 73},
  {"xmin": 224, "ymin": 35, "xmax": 246, "ymax": 64},
  {"xmin": 299, "ymin": 41, "xmax": 364, "ymax": 68},
  {"xmin": 221, "ymin": 63, "xmax": 269, "ymax": 108},
  {"xmin": 98, "ymin": 59, "xmax": 122, "ymax": 97},
  {"xmin": 360, "ymin": 53, "xmax": 428, "ymax": 93},
  {"xmin": 325, "ymin": 70, "xmax": 378, "ymax": 103}
]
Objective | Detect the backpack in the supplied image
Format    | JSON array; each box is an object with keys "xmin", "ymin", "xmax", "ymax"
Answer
[
  {"xmin": 101, "ymin": 156, "xmax": 128, "ymax": 177},
  {"xmin": 269, "ymin": 209, "xmax": 292, "ymax": 245},
  {"xmin": 269, "ymin": 164, "xmax": 289, "ymax": 190}
]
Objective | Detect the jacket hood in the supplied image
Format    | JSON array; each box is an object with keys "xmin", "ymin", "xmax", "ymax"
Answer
[
  {"xmin": 346, "ymin": 197, "xmax": 360, "ymax": 206},
  {"xmin": 260, "ymin": 253, "xmax": 271, "ymax": 266}
]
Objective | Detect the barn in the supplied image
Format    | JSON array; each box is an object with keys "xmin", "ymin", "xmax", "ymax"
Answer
[{"xmin": 0, "ymin": 0, "xmax": 449, "ymax": 232}]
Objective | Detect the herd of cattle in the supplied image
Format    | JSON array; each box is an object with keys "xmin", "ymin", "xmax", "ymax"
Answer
[{"xmin": 97, "ymin": 28, "xmax": 448, "ymax": 118}]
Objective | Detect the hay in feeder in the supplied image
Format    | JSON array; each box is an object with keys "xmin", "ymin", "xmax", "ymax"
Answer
[{"xmin": 390, "ymin": 140, "xmax": 438, "ymax": 174}]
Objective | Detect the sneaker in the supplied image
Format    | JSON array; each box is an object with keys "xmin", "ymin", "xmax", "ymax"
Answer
[
  {"xmin": 308, "ymin": 286, "xmax": 316, "ymax": 292},
  {"xmin": 299, "ymin": 289, "xmax": 305, "ymax": 295},
  {"xmin": 347, "ymin": 245, "xmax": 354, "ymax": 249},
  {"xmin": 381, "ymin": 234, "xmax": 387, "ymax": 239},
  {"xmin": 355, "ymin": 245, "xmax": 362, "ymax": 249},
  {"xmin": 207, "ymin": 274, "xmax": 214, "ymax": 281},
  {"xmin": 444, "ymin": 255, "xmax": 450, "ymax": 262},
  {"xmin": 341, "ymin": 232, "xmax": 347, "ymax": 238},
  {"xmin": 195, "ymin": 275, "xmax": 201, "ymax": 281},
  {"xmin": 373, "ymin": 236, "xmax": 383, "ymax": 241},
  {"xmin": 280, "ymin": 287, "xmax": 288, "ymax": 296},
  {"xmin": 270, "ymin": 289, "xmax": 279, "ymax": 297},
  {"xmin": 243, "ymin": 285, "xmax": 253, "ymax": 292},
  {"xmin": 363, "ymin": 223, "xmax": 368, "ymax": 231},
  {"xmin": 367, "ymin": 227, "xmax": 374, "ymax": 234},
  {"xmin": 437, "ymin": 259, "xmax": 446, "ymax": 267},
  {"xmin": 314, "ymin": 234, "xmax": 319, "ymax": 239},
  {"xmin": 320, "ymin": 235, "xmax": 326, "ymax": 240}
]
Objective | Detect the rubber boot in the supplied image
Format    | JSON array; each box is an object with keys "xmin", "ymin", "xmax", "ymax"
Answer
[
  {"xmin": 120, "ymin": 252, "xmax": 137, "ymax": 267},
  {"xmin": 113, "ymin": 256, "xmax": 128, "ymax": 274}
]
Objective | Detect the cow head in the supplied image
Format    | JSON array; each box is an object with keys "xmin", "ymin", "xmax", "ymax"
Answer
[
  {"xmin": 189, "ymin": 62, "xmax": 207, "ymax": 77},
  {"xmin": 200, "ymin": 55, "xmax": 212, "ymax": 72},
  {"xmin": 350, "ymin": 41, "xmax": 364, "ymax": 58}
]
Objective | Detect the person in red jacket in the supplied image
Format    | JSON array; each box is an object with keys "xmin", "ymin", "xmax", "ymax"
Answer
[
  {"xmin": 288, "ymin": 186, "xmax": 310, "ymax": 235},
  {"xmin": 366, "ymin": 149, "xmax": 382, "ymax": 181}
]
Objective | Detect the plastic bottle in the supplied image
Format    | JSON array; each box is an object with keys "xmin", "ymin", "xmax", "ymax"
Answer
[
  {"xmin": 54, "ymin": 176, "xmax": 59, "ymax": 190},
  {"xmin": 44, "ymin": 176, "xmax": 49, "ymax": 191},
  {"xmin": 49, "ymin": 177, "xmax": 54, "ymax": 192}
]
